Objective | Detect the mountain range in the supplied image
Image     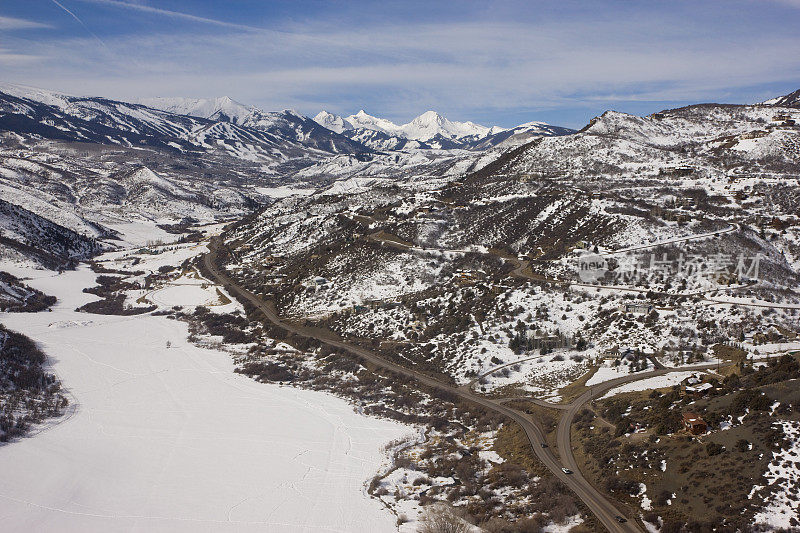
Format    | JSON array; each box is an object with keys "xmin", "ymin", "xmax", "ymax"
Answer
[
  {"xmin": 0, "ymin": 83, "xmax": 574, "ymax": 160},
  {"xmin": 0, "ymin": 83, "xmax": 570, "ymax": 267},
  {"xmin": 1, "ymin": 81, "xmax": 797, "ymax": 269},
  {"xmin": 0, "ymin": 84, "xmax": 367, "ymax": 166},
  {"xmin": 314, "ymin": 109, "xmax": 575, "ymax": 150}
]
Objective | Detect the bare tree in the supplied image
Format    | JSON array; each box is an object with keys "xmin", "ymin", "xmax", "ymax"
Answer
[{"xmin": 418, "ymin": 503, "xmax": 471, "ymax": 533}]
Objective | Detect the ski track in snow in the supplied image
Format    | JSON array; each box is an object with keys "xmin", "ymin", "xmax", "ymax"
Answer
[{"xmin": 0, "ymin": 248, "xmax": 410, "ymax": 532}]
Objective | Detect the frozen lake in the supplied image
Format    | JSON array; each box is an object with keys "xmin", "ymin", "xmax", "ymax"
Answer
[{"xmin": 0, "ymin": 262, "xmax": 409, "ymax": 532}]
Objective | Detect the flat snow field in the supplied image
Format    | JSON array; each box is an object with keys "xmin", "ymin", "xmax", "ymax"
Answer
[{"xmin": 0, "ymin": 266, "xmax": 409, "ymax": 532}]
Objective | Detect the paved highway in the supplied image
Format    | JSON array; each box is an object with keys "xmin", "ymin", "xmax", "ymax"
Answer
[{"xmin": 202, "ymin": 237, "xmax": 729, "ymax": 532}]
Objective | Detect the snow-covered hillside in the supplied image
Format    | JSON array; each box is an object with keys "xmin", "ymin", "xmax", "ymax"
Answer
[
  {"xmin": 1, "ymin": 79, "xmax": 800, "ymax": 533},
  {"xmin": 762, "ymin": 88, "xmax": 800, "ymax": 108},
  {"xmin": 491, "ymin": 102, "xmax": 800, "ymax": 181}
]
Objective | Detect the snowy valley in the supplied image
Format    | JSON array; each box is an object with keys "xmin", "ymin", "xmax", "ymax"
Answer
[{"xmin": 0, "ymin": 81, "xmax": 799, "ymax": 533}]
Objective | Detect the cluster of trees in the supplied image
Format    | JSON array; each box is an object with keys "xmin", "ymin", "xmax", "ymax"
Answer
[
  {"xmin": 603, "ymin": 389, "xmax": 683, "ymax": 436},
  {"xmin": 0, "ymin": 326, "xmax": 67, "ymax": 442},
  {"xmin": 0, "ymin": 272, "xmax": 56, "ymax": 312},
  {"xmin": 507, "ymin": 321, "xmax": 571, "ymax": 355},
  {"xmin": 78, "ymin": 274, "xmax": 155, "ymax": 315},
  {"xmin": 194, "ymin": 306, "xmax": 254, "ymax": 344},
  {"xmin": 0, "ymin": 326, "xmax": 49, "ymax": 390}
]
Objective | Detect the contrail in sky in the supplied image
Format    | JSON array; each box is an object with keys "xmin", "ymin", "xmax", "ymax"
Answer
[{"xmin": 50, "ymin": 0, "xmax": 109, "ymax": 49}]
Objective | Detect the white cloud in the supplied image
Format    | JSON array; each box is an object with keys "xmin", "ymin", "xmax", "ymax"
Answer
[
  {"xmin": 0, "ymin": 48, "xmax": 43, "ymax": 65},
  {"xmin": 0, "ymin": 15, "xmax": 52, "ymax": 30},
  {"xmin": 3, "ymin": 16, "xmax": 799, "ymax": 121}
]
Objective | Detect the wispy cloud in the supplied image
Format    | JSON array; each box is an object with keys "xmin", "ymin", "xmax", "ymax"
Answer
[
  {"xmin": 0, "ymin": 15, "xmax": 52, "ymax": 30},
  {"xmin": 49, "ymin": 0, "xmax": 109, "ymax": 48},
  {"xmin": 75, "ymin": 0, "xmax": 264, "ymax": 31},
  {"xmin": 0, "ymin": 48, "xmax": 44, "ymax": 65},
  {"xmin": 3, "ymin": 2, "xmax": 799, "ymax": 126}
]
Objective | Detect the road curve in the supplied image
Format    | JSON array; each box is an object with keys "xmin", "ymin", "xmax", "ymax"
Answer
[
  {"xmin": 555, "ymin": 363, "xmax": 719, "ymax": 529},
  {"xmin": 202, "ymin": 237, "xmax": 642, "ymax": 533}
]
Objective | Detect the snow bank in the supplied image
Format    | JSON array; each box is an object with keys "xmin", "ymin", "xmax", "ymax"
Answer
[{"xmin": 599, "ymin": 372, "xmax": 696, "ymax": 398}]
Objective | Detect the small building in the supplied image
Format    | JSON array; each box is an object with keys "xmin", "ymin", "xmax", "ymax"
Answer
[
  {"xmin": 531, "ymin": 335, "xmax": 565, "ymax": 351},
  {"xmin": 682, "ymin": 412, "xmax": 707, "ymax": 435},
  {"xmin": 599, "ymin": 346, "xmax": 620, "ymax": 358},
  {"xmin": 619, "ymin": 302, "xmax": 654, "ymax": 315},
  {"xmin": 772, "ymin": 113, "xmax": 792, "ymax": 122},
  {"xmin": 682, "ymin": 382, "xmax": 713, "ymax": 398},
  {"xmin": 409, "ymin": 319, "xmax": 427, "ymax": 334},
  {"xmin": 362, "ymin": 299, "xmax": 382, "ymax": 310}
]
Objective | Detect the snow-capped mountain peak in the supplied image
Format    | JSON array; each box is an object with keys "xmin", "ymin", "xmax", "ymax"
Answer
[
  {"xmin": 310, "ymin": 107, "xmax": 573, "ymax": 150},
  {"xmin": 313, "ymin": 110, "xmax": 354, "ymax": 134},
  {"xmin": 345, "ymin": 110, "xmax": 401, "ymax": 136},
  {"xmin": 411, "ymin": 110, "xmax": 445, "ymax": 126},
  {"xmin": 402, "ymin": 110, "xmax": 498, "ymax": 141},
  {"xmin": 137, "ymin": 96, "xmax": 256, "ymax": 124},
  {"xmin": 314, "ymin": 109, "xmax": 505, "ymax": 143}
]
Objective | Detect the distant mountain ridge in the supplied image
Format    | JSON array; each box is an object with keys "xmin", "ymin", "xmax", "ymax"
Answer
[
  {"xmin": 315, "ymin": 109, "xmax": 498, "ymax": 140},
  {"xmin": 136, "ymin": 96, "xmax": 256, "ymax": 124},
  {"xmin": 0, "ymin": 83, "xmax": 368, "ymax": 162},
  {"xmin": 0, "ymin": 82, "xmax": 573, "ymax": 156},
  {"xmin": 314, "ymin": 109, "xmax": 574, "ymax": 150}
]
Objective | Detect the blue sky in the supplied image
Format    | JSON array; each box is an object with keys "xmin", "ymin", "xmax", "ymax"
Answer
[{"xmin": 2, "ymin": 0, "xmax": 799, "ymax": 128}]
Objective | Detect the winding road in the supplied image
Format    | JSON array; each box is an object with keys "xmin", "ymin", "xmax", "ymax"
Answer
[
  {"xmin": 201, "ymin": 237, "xmax": 742, "ymax": 532},
  {"xmin": 369, "ymin": 225, "xmax": 800, "ymax": 310}
]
